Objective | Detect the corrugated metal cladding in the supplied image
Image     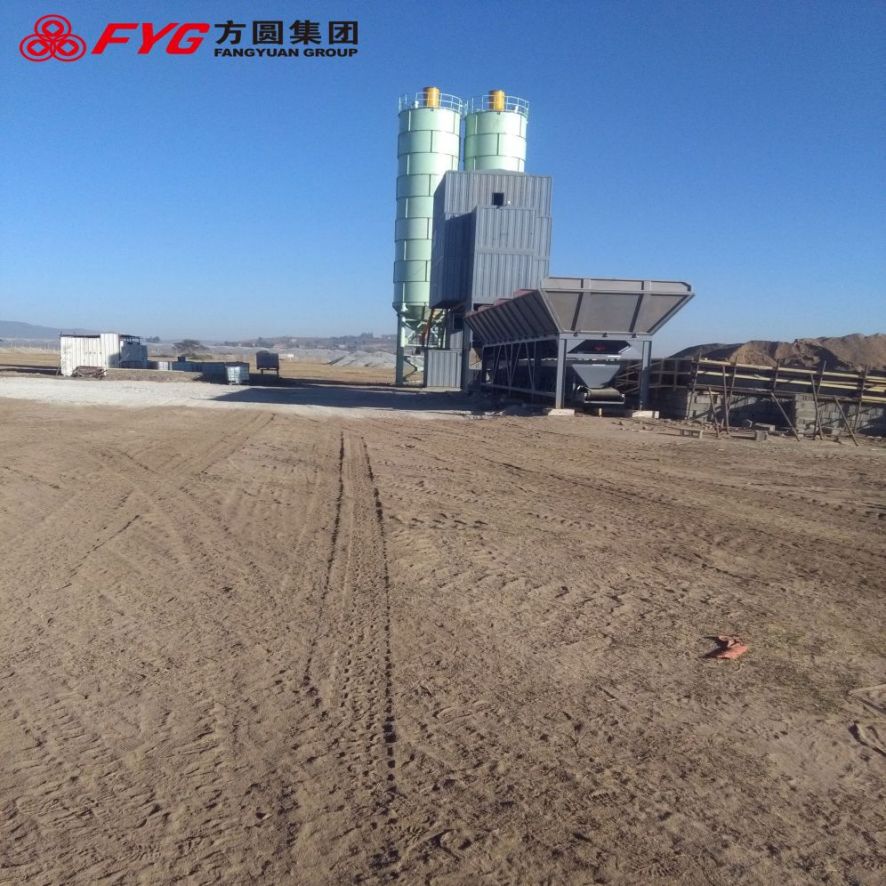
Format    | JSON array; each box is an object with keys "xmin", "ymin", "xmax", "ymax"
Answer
[
  {"xmin": 59, "ymin": 333, "xmax": 146, "ymax": 377},
  {"xmin": 539, "ymin": 278, "xmax": 694, "ymax": 335},
  {"xmin": 439, "ymin": 170, "xmax": 551, "ymax": 217},
  {"xmin": 472, "ymin": 252, "xmax": 547, "ymax": 305},
  {"xmin": 431, "ymin": 212, "xmax": 475, "ymax": 304},
  {"xmin": 473, "ymin": 207, "xmax": 551, "ymax": 253},
  {"xmin": 464, "ymin": 280, "xmax": 695, "ymax": 344},
  {"xmin": 423, "ymin": 348, "xmax": 462, "ymax": 389},
  {"xmin": 429, "ymin": 171, "xmax": 552, "ymax": 309},
  {"xmin": 465, "ymin": 290, "xmax": 560, "ymax": 344}
]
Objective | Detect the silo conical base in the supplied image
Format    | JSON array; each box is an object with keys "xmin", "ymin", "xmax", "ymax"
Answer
[
  {"xmin": 395, "ymin": 312, "xmax": 423, "ymax": 385},
  {"xmin": 394, "ymin": 307, "xmax": 446, "ymax": 385}
]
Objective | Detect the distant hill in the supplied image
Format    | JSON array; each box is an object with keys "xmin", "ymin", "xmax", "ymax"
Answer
[
  {"xmin": 0, "ymin": 320, "xmax": 98, "ymax": 340},
  {"xmin": 671, "ymin": 334, "xmax": 886, "ymax": 372},
  {"xmin": 0, "ymin": 320, "xmax": 62, "ymax": 339}
]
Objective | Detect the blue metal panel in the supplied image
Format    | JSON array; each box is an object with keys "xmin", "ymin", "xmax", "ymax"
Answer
[
  {"xmin": 439, "ymin": 170, "xmax": 551, "ymax": 217},
  {"xmin": 473, "ymin": 207, "xmax": 538, "ymax": 250},
  {"xmin": 424, "ymin": 348, "xmax": 462, "ymax": 388},
  {"xmin": 429, "ymin": 171, "xmax": 552, "ymax": 309},
  {"xmin": 472, "ymin": 252, "xmax": 539, "ymax": 304}
]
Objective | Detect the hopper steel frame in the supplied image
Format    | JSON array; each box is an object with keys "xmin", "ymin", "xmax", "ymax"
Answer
[{"xmin": 465, "ymin": 278, "xmax": 693, "ymax": 409}]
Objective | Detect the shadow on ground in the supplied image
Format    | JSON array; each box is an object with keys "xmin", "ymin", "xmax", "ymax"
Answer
[
  {"xmin": 0, "ymin": 364, "xmax": 57, "ymax": 377},
  {"xmin": 249, "ymin": 374, "xmax": 403, "ymax": 389},
  {"xmin": 213, "ymin": 381, "xmax": 482, "ymax": 413}
]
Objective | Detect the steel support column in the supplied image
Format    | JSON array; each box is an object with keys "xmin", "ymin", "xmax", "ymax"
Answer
[
  {"xmin": 554, "ymin": 336, "xmax": 568, "ymax": 409},
  {"xmin": 638, "ymin": 339, "xmax": 652, "ymax": 409}
]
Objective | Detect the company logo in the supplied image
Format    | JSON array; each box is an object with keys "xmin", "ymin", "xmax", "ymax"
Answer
[
  {"xmin": 19, "ymin": 13, "xmax": 359, "ymax": 62},
  {"xmin": 20, "ymin": 14, "xmax": 86, "ymax": 62}
]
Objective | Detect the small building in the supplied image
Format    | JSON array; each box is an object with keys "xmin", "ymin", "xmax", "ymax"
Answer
[{"xmin": 59, "ymin": 332, "xmax": 147, "ymax": 377}]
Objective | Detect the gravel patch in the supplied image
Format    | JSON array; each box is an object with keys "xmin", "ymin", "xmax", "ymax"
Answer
[{"xmin": 0, "ymin": 376, "xmax": 468, "ymax": 419}]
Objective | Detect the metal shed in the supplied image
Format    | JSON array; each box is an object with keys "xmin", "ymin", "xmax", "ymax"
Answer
[
  {"xmin": 465, "ymin": 278, "xmax": 694, "ymax": 409},
  {"xmin": 256, "ymin": 350, "xmax": 280, "ymax": 374},
  {"xmin": 59, "ymin": 333, "xmax": 147, "ymax": 377}
]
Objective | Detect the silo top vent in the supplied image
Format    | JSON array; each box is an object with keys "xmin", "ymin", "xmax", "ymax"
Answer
[
  {"xmin": 398, "ymin": 91, "xmax": 464, "ymax": 113},
  {"xmin": 466, "ymin": 93, "xmax": 529, "ymax": 117}
]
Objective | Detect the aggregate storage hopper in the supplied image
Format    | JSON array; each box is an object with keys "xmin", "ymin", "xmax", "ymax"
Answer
[{"xmin": 465, "ymin": 277, "xmax": 694, "ymax": 409}]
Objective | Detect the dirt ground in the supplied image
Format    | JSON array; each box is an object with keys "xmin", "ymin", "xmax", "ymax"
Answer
[{"xmin": 0, "ymin": 391, "xmax": 884, "ymax": 884}]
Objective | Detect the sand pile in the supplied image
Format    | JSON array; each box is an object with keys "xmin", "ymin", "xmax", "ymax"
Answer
[{"xmin": 672, "ymin": 333, "xmax": 886, "ymax": 371}]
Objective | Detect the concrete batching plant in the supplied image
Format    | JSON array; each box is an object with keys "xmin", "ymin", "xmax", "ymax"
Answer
[
  {"xmin": 392, "ymin": 87, "xmax": 694, "ymax": 401},
  {"xmin": 393, "ymin": 88, "xmax": 532, "ymax": 384}
]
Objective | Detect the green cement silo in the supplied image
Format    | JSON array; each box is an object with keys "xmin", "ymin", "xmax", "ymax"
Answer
[
  {"xmin": 394, "ymin": 87, "xmax": 463, "ymax": 384},
  {"xmin": 463, "ymin": 90, "xmax": 529, "ymax": 172}
]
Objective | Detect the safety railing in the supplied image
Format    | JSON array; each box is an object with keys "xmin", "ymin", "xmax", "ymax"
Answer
[
  {"xmin": 466, "ymin": 94, "xmax": 530, "ymax": 117},
  {"xmin": 398, "ymin": 92, "xmax": 465, "ymax": 113}
]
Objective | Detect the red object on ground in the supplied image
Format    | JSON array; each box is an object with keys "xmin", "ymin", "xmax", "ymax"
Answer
[{"xmin": 706, "ymin": 635, "xmax": 749, "ymax": 659}]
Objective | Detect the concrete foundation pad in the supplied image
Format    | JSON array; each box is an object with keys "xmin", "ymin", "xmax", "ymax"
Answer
[
  {"xmin": 545, "ymin": 408, "xmax": 575, "ymax": 417},
  {"xmin": 626, "ymin": 410, "xmax": 659, "ymax": 419}
]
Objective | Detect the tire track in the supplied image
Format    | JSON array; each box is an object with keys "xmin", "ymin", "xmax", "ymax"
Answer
[
  {"xmin": 4, "ymin": 400, "xmax": 882, "ymax": 884},
  {"xmin": 0, "ymin": 409, "xmax": 341, "ymax": 883},
  {"xmin": 291, "ymin": 431, "xmax": 401, "ymax": 881},
  {"xmin": 363, "ymin": 435, "xmax": 400, "ymax": 874},
  {"xmin": 300, "ymin": 431, "xmax": 344, "ymax": 707}
]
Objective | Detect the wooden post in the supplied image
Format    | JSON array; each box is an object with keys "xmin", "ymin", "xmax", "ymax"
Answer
[
  {"xmin": 729, "ymin": 362, "xmax": 739, "ymax": 429},
  {"xmin": 853, "ymin": 368, "xmax": 868, "ymax": 432},
  {"xmin": 832, "ymin": 397, "xmax": 860, "ymax": 446},
  {"xmin": 810, "ymin": 370, "xmax": 824, "ymax": 440},
  {"xmin": 770, "ymin": 392, "xmax": 802, "ymax": 441},
  {"xmin": 721, "ymin": 365, "xmax": 731, "ymax": 435},
  {"xmin": 704, "ymin": 386, "xmax": 721, "ymax": 438},
  {"xmin": 687, "ymin": 360, "xmax": 699, "ymax": 421}
]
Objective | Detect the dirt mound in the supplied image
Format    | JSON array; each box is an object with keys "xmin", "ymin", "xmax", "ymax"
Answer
[{"xmin": 672, "ymin": 333, "xmax": 886, "ymax": 371}]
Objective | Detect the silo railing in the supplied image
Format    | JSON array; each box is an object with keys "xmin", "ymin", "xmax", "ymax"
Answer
[
  {"xmin": 466, "ymin": 94, "xmax": 530, "ymax": 117},
  {"xmin": 398, "ymin": 92, "xmax": 465, "ymax": 113}
]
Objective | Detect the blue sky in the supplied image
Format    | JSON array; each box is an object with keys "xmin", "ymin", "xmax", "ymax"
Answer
[{"xmin": 1, "ymin": 0, "xmax": 884, "ymax": 353}]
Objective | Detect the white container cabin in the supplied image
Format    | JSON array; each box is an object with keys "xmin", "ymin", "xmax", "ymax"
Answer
[{"xmin": 59, "ymin": 332, "xmax": 148, "ymax": 377}]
